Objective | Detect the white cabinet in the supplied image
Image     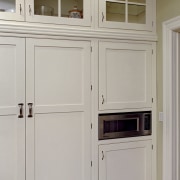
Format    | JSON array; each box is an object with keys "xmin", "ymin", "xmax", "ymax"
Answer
[
  {"xmin": 0, "ymin": 37, "xmax": 25, "ymax": 180},
  {"xmin": 25, "ymin": 0, "xmax": 91, "ymax": 26},
  {"xmin": 99, "ymin": 140, "xmax": 152, "ymax": 180},
  {"xmin": 0, "ymin": 0, "xmax": 24, "ymax": 21},
  {"xmin": 0, "ymin": 37, "xmax": 92, "ymax": 180},
  {"xmin": 26, "ymin": 38, "xmax": 92, "ymax": 180},
  {"xmin": 0, "ymin": 0, "xmax": 91, "ymax": 26},
  {"xmin": 99, "ymin": 41, "xmax": 152, "ymax": 111},
  {"xmin": 99, "ymin": 0, "xmax": 154, "ymax": 31}
]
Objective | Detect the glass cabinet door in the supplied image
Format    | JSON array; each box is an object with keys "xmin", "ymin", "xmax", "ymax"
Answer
[
  {"xmin": 0, "ymin": 0, "xmax": 24, "ymax": 21},
  {"xmin": 26, "ymin": 0, "xmax": 91, "ymax": 26},
  {"xmin": 99, "ymin": 0, "xmax": 153, "ymax": 31}
]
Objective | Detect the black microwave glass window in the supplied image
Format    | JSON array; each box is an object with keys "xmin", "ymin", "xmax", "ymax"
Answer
[
  {"xmin": 103, "ymin": 118, "xmax": 138, "ymax": 134},
  {"xmin": 117, "ymin": 118, "xmax": 138, "ymax": 132}
]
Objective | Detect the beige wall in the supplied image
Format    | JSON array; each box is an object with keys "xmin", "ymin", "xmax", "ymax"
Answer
[{"xmin": 157, "ymin": 0, "xmax": 180, "ymax": 180}]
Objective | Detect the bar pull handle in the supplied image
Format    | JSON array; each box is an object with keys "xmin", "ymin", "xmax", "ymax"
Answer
[
  {"xmin": 20, "ymin": 4, "xmax": 22, "ymax": 15},
  {"xmin": 102, "ymin": 12, "xmax": 104, "ymax": 22},
  {"xmin": 29, "ymin": 5, "xmax": 32, "ymax": 15},
  {"xmin": 102, "ymin": 151, "xmax": 104, "ymax": 160},
  {"xmin": 102, "ymin": 95, "xmax": 105, "ymax": 104},
  {"xmin": 18, "ymin": 103, "xmax": 24, "ymax": 118},
  {"xmin": 28, "ymin": 103, "xmax": 33, "ymax": 118}
]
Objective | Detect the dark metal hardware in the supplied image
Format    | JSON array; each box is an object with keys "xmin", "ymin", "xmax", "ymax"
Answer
[
  {"xmin": 28, "ymin": 103, "xmax": 33, "ymax": 118},
  {"xmin": 102, "ymin": 12, "xmax": 104, "ymax": 22},
  {"xmin": 29, "ymin": 5, "xmax": 32, "ymax": 15},
  {"xmin": 18, "ymin": 103, "xmax": 24, "ymax": 118},
  {"xmin": 102, "ymin": 151, "xmax": 104, "ymax": 160},
  {"xmin": 102, "ymin": 95, "xmax": 105, "ymax": 104},
  {"xmin": 20, "ymin": 4, "xmax": 22, "ymax": 15}
]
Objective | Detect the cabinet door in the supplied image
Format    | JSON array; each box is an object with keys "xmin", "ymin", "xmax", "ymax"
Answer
[
  {"xmin": 26, "ymin": 38, "xmax": 91, "ymax": 180},
  {"xmin": 99, "ymin": 0, "xmax": 153, "ymax": 31},
  {"xmin": 99, "ymin": 41, "xmax": 152, "ymax": 110},
  {"xmin": 99, "ymin": 140, "xmax": 152, "ymax": 180},
  {"xmin": 0, "ymin": 37, "xmax": 25, "ymax": 180},
  {"xmin": 25, "ymin": 0, "xmax": 91, "ymax": 26},
  {"xmin": 0, "ymin": 0, "xmax": 24, "ymax": 21}
]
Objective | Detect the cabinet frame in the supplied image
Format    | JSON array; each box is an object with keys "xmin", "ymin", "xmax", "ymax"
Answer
[
  {"xmin": 99, "ymin": 0, "xmax": 153, "ymax": 31},
  {"xmin": 99, "ymin": 41, "xmax": 153, "ymax": 111}
]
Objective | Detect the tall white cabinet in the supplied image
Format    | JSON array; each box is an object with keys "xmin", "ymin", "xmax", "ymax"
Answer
[
  {"xmin": 0, "ymin": 37, "xmax": 92, "ymax": 180},
  {"xmin": 0, "ymin": 0, "xmax": 157, "ymax": 180},
  {"xmin": 26, "ymin": 38, "xmax": 92, "ymax": 180},
  {"xmin": 0, "ymin": 37, "xmax": 25, "ymax": 180}
]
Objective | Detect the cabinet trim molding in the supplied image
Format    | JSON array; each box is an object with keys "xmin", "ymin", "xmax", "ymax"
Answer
[
  {"xmin": 0, "ymin": 21, "xmax": 157, "ymax": 41},
  {"xmin": 163, "ymin": 16, "xmax": 180, "ymax": 180}
]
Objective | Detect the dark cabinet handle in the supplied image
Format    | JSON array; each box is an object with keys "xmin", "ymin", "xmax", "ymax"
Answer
[
  {"xmin": 28, "ymin": 103, "xmax": 33, "ymax": 118},
  {"xmin": 18, "ymin": 103, "xmax": 24, "ymax": 118},
  {"xmin": 20, "ymin": 4, "xmax": 22, "ymax": 15},
  {"xmin": 102, "ymin": 151, "xmax": 104, "ymax": 160},
  {"xmin": 102, "ymin": 95, "xmax": 105, "ymax": 104}
]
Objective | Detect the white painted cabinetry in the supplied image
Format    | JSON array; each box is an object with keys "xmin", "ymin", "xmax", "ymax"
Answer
[
  {"xmin": 0, "ymin": 0, "xmax": 91, "ymax": 26},
  {"xmin": 99, "ymin": 140, "xmax": 152, "ymax": 180},
  {"xmin": 99, "ymin": 0, "xmax": 154, "ymax": 31},
  {"xmin": 0, "ymin": 0, "xmax": 24, "ymax": 21},
  {"xmin": 99, "ymin": 41, "xmax": 153, "ymax": 111},
  {"xmin": 0, "ymin": 37, "xmax": 92, "ymax": 180},
  {"xmin": 0, "ymin": 37, "xmax": 25, "ymax": 180},
  {"xmin": 26, "ymin": 38, "xmax": 92, "ymax": 180}
]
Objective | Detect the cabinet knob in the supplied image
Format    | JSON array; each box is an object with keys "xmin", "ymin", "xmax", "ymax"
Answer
[
  {"xmin": 18, "ymin": 103, "xmax": 24, "ymax": 118},
  {"xmin": 28, "ymin": 103, "xmax": 33, "ymax": 118}
]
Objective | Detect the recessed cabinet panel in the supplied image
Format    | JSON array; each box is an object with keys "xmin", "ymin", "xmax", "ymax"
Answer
[
  {"xmin": 34, "ymin": 46, "xmax": 83, "ymax": 107},
  {"xmin": 99, "ymin": 140, "xmax": 152, "ymax": 180},
  {"xmin": 99, "ymin": 41, "xmax": 152, "ymax": 111},
  {"xmin": 33, "ymin": 112, "xmax": 91, "ymax": 180},
  {"xmin": 26, "ymin": 0, "xmax": 90, "ymax": 26},
  {"xmin": 0, "ymin": 0, "xmax": 24, "ymax": 21},
  {"xmin": 0, "ymin": 37, "xmax": 25, "ymax": 180}
]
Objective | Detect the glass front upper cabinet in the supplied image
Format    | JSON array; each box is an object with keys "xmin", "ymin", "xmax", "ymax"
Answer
[
  {"xmin": 26, "ymin": 0, "xmax": 91, "ymax": 26},
  {"xmin": 0, "ymin": 0, "xmax": 24, "ymax": 21},
  {"xmin": 99, "ymin": 0, "xmax": 153, "ymax": 31}
]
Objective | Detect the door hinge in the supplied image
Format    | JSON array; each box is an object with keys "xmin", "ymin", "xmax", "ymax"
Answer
[
  {"xmin": 91, "ymin": 85, "xmax": 93, "ymax": 91},
  {"xmin": 91, "ymin": 123, "xmax": 92, "ymax": 129},
  {"xmin": 152, "ymin": 21, "xmax": 154, "ymax": 27},
  {"xmin": 152, "ymin": 49, "xmax": 153, "ymax": 54},
  {"xmin": 152, "ymin": 145, "xmax": 153, "ymax": 150},
  {"xmin": 91, "ymin": 16, "xmax": 92, "ymax": 22},
  {"xmin": 152, "ymin": 98, "xmax": 154, "ymax": 103},
  {"xmin": 91, "ymin": 46, "xmax": 92, "ymax": 52},
  {"xmin": 91, "ymin": 161, "xmax": 92, "ymax": 167}
]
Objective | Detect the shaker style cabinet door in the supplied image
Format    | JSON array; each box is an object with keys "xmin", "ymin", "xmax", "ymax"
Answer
[
  {"xmin": 26, "ymin": 38, "xmax": 92, "ymax": 180},
  {"xmin": 0, "ymin": 0, "xmax": 25, "ymax": 21},
  {"xmin": 99, "ymin": 41, "xmax": 152, "ymax": 111},
  {"xmin": 99, "ymin": 140, "xmax": 152, "ymax": 180},
  {"xmin": 25, "ymin": 0, "xmax": 91, "ymax": 26},
  {"xmin": 0, "ymin": 37, "xmax": 25, "ymax": 180},
  {"xmin": 99, "ymin": 0, "xmax": 153, "ymax": 31}
]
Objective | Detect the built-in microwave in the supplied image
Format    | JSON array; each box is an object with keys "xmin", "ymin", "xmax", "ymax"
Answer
[{"xmin": 98, "ymin": 111, "xmax": 151, "ymax": 140}]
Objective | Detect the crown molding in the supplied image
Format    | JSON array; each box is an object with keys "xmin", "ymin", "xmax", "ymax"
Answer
[{"xmin": 0, "ymin": 20, "xmax": 157, "ymax": 41}]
